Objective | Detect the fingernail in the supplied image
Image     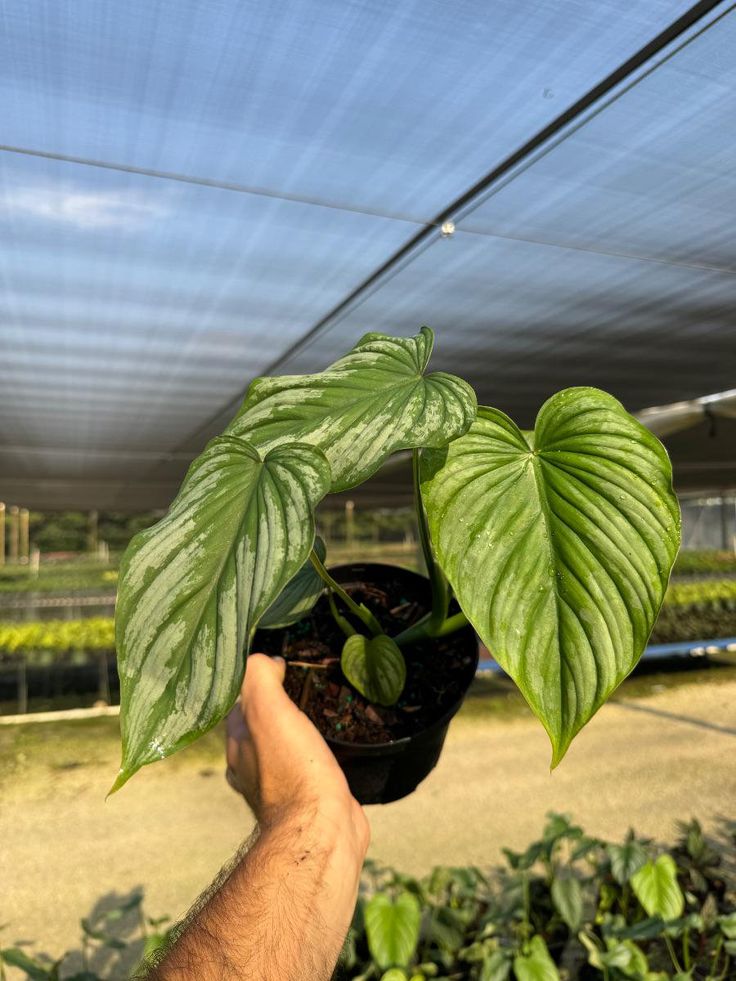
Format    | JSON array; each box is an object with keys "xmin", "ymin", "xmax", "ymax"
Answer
[{"xmin": 271, "ymin": 655, "xmax": 285, "ymax": 664}]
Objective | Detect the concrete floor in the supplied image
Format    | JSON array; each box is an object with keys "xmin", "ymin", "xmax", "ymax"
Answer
[{"xmin": 1, "ymin": 674, "xmax": 734, "ymax": 974}]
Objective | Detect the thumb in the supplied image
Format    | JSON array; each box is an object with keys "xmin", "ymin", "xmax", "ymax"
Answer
[{"xmin": 241, "ymin": 653, "xmax": 287, "ymax": 708}]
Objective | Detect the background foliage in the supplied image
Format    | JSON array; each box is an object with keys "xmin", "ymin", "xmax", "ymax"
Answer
[
  {"xmin": 340, "ymin": 814, "xmax": 735, "ymax": 981},
  {"xmin": 2, "ymin": 816, "xmax": 733, "ymax": 980},
  {"xmin": 2, "ymin": 577, "xmax": 734, "ymax": 664}
]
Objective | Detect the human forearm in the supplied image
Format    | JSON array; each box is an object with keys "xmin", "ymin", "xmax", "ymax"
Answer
[{"xmin": 148, "ymin": 809, "xmax": 366, "ymax": 981}]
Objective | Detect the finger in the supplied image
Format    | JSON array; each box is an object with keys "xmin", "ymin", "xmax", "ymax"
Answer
[
  {"xmin": 226, "ymin": 703, "xmax": 249, "ymax": 748},
  {"xmin": 241, "ymin": 653, "xmax": 298, "ymax": 735},
  {"xmin": 241, "ymin": 654, "xmax": 287, "ymax": 716},
  {"xmin": 241, "ymin": 653, "xmax": 286, "ymax": 698}
]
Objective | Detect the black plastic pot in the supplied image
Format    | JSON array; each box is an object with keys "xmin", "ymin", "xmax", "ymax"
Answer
[{"xmin": 316, "ymin": 563, "xmax": 478, "ymax": 805}]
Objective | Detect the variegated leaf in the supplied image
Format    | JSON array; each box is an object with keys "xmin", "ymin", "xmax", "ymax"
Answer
[
  {"xmin": 226, "ymin": 326, "xmax": 477, "ymax": 492},
  {"xmin": 112, "ymin": 436, "xmax": 330, "ymax": 791},
  {"xmin": 421, "ymin": 388, "xmax": 680, "ymax": 765},
  {"xmin": 259, "ymin": 536, "xmax": 326, "ymax": 629}
]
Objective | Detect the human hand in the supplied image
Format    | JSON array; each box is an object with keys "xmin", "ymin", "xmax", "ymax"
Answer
[
  {"xmin": 152, "ymin": 655, "xmax": 370, "ymax": 980},
  {"xmin": 226, "ymin": 653, "xmax": 370, "ymax": 856}
]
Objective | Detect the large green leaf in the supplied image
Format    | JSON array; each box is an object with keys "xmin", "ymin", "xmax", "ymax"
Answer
[
  {"xmin": 113, "ymin": 436, "xmax": 330, "ymax": 791},
  {"xmin": 227, "ymin": 326, "xmax": 477, "ymax": 492},
  {"xmin": 631, "ymin": 855, "xmax": 685, "ymax": 921},
  {"xmin": 421, "ymin": 388, "xmax": 680, "ymax": 765},
  {"xmin": 258, "ymin": 536, "xmax": 326, "ymax": 629},
  {"xmin": 365, "ymin": 892, "xmax": 421, "ymax": 970}
]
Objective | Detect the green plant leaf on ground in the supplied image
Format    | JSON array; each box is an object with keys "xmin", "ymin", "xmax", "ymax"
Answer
[
  {"xmin": 113, "ymin": 436, "xmax": 330, "ymax": 791},
  {"xmin": 480, "ymin": 950, "xmax": 512, "ymax": 981},
  {"xmin": 421, "ymin": 388, "xmax": 680, "ymax": 765},
  {"xmin": 258, "ymin": 536, "xmax": 327, "ymax": 629},
  {"xmin": 513, "ymin": 935, "xmax": 560, "ymax": 980},
  {"xmin": 365, "ymin": 892, "xmax": 421, "ymax": 970},
  {"xmin": 584, "ymin": 936, "xmax": 650, "ymax": 975},
  {"xmin": 666, "ymin": 578, "xmax": 736, "ymax": 607},
  {"xmin": 631, "ymin": 855, "xmax": 685, "ymax": 921},
  {"xmin": 607, "ymin": 836, "xmax": 649, "ymax": 885},
  {"xmin": 551, "ymin": 875, "xmax": 583, "ymax": 930},
  {"xmin": 719, "ymin": 912, "xmax": 736, "ymax": 939},
  {"xmin": 227, "ymin": 326, "xmax": 477, "ymax": 493},
  {"xmin": 341, "ymin": 634, "xmax": 407, "ymax": 706}
]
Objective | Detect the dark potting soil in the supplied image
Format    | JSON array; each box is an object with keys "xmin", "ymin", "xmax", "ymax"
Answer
[{"xmin": 253, "ymin": 570, "xmax": 476, "ymax": 745}]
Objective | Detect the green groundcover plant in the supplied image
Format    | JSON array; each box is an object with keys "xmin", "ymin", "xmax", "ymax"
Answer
[
  {"xmin": 111, "ymin": 327, "xmax": 680, "ymax": 791},
  {"xmin": 3, "ymin": 816, "xmax": 733, "ymax": 980},
  {"xmin": 7, "ymin": 575, "xmax": 734, "ymax": 667},
  {"xmin": 0, "ymin": 619, "xmax": 114, "ymax": 665},
  {"xmin": 673, "ymin": 551, "xmax": 736, "ymax": 577}
]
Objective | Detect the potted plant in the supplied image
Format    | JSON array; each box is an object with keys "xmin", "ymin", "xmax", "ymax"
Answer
[{"xmin": 111, "ymin": 328, "xmax": 680, "ymax": 803}]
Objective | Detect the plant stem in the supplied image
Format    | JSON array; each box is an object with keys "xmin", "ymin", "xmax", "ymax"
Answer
[
  {"xmin": 664, "ymin": 935, "xmax": 683, "ymax": 975},
  {"xmin": 521, "ymin": 871, "xmax": 531, "ymax": 942},
  {"xmin": 392, "ymin": 609, "xmax": 469, "ymax": 647},
  {"xmin": 709, "ymin": 935, "xmax": 723, "ymax": 980},
  {"xmin": 683, "ymin": 926, "xmax": 691, "ymax": 972},
  {"xmin": 717, "ymin": 951, "xmax": 731, "ymax": 981},
  {"xmin": 299, "ymin": 669, "xmax": 314, "ymax": 711},
  {"xmin": 309, "ymin": 548, "xmax": 383, "ymax": 637},
  {"xmin": 328, "ymin": 591, "xmax": 357, "ymax": 639},
  {"xmin": 413, "ymin": 448, "xmax": 449, "ymax": 630}
]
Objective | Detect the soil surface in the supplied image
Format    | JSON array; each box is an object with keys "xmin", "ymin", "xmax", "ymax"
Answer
[{"xmin": 255, "ymin": 566, "xmax": 476, "ymax": 744}]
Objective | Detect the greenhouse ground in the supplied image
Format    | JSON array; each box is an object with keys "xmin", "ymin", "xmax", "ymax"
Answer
[{"xmin": 1, "ymin": 663, "xmax": 735, "ymax": 970}]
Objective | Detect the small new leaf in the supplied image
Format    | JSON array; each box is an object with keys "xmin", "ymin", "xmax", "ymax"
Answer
[{"xmin": 341, "ymin": 634, "xmax": 407, "ymax": 706}]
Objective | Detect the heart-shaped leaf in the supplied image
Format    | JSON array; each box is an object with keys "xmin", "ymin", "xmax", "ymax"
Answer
[
  {"xmin": 631, "ymin": 855, "xmax": 685, "ymax": 921},
  {"xmin": 551, "ymin": 876, "xmax": 583, "ymax": 931},
  {"xmin": 365, "ymin": 892, "xmax": 421, "ymax": 970},
  {"xmin": 259, "ymin": 536, "xmax": 327, "ymax": 629},
  {"xmin": 341, "ymin": 633, "xmax": 407, "ymax": 706},
  {"xmin": 112, "ymin": 436, "xmax": 330, "ymax": 791},
  {"xmin": 227, "ymin": 326, "xmax": 477, "ymax": 492},
  {"xmin": 513, "ymin": 936, "xmax": 560, "ymax": 981},
  {"xmin": 421, "ymin": 388, "xmax": 680, "ymax": 765},
  {"xmin": 607, "ymin": 837, "xmax": 649, "ymax": 885}
]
